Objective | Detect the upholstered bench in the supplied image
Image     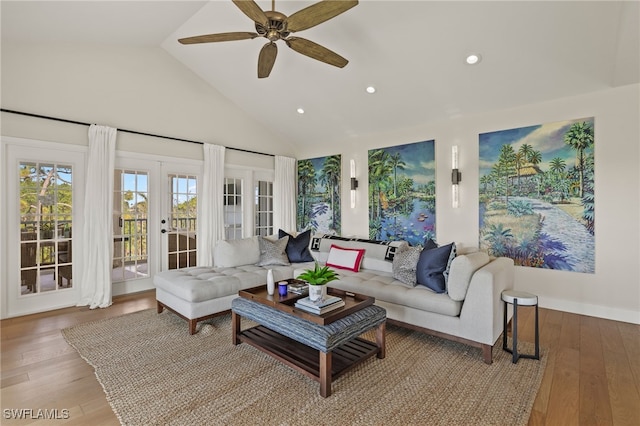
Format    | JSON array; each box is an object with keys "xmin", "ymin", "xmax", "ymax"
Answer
[
  {"xmin": 155, "ymin": 264, "xmax": 298, "ymax": 334},
  {"xmin": 231, "ymin": 297, "xmax": 386, "ymax": 397},
  {"xmin": 154, "ymin": 234, "xmax": 316, "ymax": 334}
]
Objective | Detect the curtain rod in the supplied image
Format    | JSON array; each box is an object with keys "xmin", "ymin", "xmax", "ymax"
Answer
[{"xmin": 1, "ymin": 108, "xmax": 274, "ymax": 158}]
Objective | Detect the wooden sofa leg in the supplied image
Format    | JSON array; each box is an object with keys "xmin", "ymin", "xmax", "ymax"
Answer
[
  {"xmin": 189, "ymin": 319, "xmax": 197, "ymax": 335},
  {"xmin": 482, "ymin": 344, "xmax": 493, "ymax": 364},
  {"xmin": 157, "ymin": 301, "xmax": 164, "ymax": 314}
]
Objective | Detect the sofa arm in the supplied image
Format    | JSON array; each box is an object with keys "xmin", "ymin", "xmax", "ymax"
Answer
[{"xmin": 458, "ymin": 257, "xmax": 515, "ymax": 345}]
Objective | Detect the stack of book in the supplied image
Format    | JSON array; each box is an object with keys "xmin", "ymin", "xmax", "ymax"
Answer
[
  {"xmin": 294, "ymin": 295, "xmax": 345, "ymax": 315},
  {"xmin": 287, "ymin": 282, "xmax": 309, "ymax": 295}
]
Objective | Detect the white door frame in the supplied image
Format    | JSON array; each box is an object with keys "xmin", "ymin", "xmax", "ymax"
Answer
[{"xmin": 2, "ymin": 137, "xmax": 86, "ymax": 318}]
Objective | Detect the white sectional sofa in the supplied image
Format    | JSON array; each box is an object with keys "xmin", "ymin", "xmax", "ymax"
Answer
[{"xmin": 153, "ymin": 233, "xmax": 514, "ymax": 363}]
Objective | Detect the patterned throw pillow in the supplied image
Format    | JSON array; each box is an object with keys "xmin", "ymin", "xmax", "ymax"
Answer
[
  {"xmin": 392, "ymin": 246, "xmax": 422, "ymax": 287},
  {"xmin": 256, "ymin": 236, "xmax": 290, "ymax": 266}
]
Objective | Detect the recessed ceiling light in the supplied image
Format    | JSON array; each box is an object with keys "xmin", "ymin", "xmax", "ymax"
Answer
[
  {"xmin": 297, "ymin": 108, "xmax": 305, "ymax": 114},
  {"xmin": 466, "ymin": 54, "xmax": 482, "ymax": 65},
  {"xmin": 366, "ymin": 86, "xmax": 376, "ymax": 94}
]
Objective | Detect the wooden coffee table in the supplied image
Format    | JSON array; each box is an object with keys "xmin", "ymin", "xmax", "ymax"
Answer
[{"xmin": 232, "ymin": 283, "xmax": 386, "ymax": 397}]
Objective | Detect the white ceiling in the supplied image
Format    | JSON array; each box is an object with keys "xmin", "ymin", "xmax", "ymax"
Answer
[{"xmin": 2, "ymin": 1, "xmax": 639, "ymax": 147}]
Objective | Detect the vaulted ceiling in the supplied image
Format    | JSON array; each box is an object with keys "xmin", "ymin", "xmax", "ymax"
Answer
[{"xmin": 2, "ymin": 1, "xmax": 638, "ymax": 147}]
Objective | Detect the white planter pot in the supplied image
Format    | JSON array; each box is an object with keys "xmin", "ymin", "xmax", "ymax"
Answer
[{"xmin": 308, "ymin": 285, "xmax": 327, "ymax": 302}]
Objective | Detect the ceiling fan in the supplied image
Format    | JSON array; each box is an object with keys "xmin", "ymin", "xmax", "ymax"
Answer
[{"xmin": 178, "ymin": 0, "xmax": 358, "ymax": 78}]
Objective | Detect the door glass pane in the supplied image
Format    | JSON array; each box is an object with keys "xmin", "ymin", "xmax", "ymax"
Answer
[
  {"xmin": 224, "ymin": 178, "xmax": 243, "ymax": 239},
  {"xmin": 113, "ymin": 170, "xmax": 149, "ymax": 282},
  {"xmin": 19, "ymin": 162, "xmax": 73, "ymax": 295},
  {"xmin": 168, "ymin": 174, "xmax": 197, "ymax": 270},
  {"xmin": 255, "ymin": 180, "xmax": 273, "ymax": 236}
]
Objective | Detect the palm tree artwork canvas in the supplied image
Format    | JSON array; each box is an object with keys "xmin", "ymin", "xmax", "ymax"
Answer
[
  {"xmin": 297, "ymin": 155, "xmax": 341, "ymax": 234},
  {"xmin": 479, "ymin": 117, "xmax": 595, "ymax": 273},
  {"xmin": 368, "ymin": 140, "xmax": 435, "ymax": 246}
]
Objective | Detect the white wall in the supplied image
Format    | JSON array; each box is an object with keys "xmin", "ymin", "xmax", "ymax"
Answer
[
  {"xmin": 1, "ymin": 41, "xmax": 295, "ymax": 164},
  {"xmin": 296, "ymin": 84, "xmax": 640, "ymax": 324}
]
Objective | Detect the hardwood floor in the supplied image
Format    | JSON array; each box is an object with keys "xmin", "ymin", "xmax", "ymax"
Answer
[{"xmin": 1, "ymin": 291, "xmax": 639, "ymax": 425}]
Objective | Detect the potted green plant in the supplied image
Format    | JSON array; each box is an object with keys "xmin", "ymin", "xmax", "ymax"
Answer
[{"xmin": 296, "ymin": 262, "xmax": 339, "ymax": 301}]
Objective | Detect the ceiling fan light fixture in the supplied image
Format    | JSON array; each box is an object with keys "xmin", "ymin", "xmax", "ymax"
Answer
[{"xmin": 466, "ymin": 54, "xmax": 482, "ymax": 65}]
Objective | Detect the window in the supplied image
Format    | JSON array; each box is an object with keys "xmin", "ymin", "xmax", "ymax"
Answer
[
  {"xmin": 224, "ymin": 178, "xmax": 243, "ymax": 239},
  {"xmin": 19, "ymin": 162, "xmax": 74, "ymax": 294},
  {"xmin": 255, "ymin": 180, "xmax": 273, "ymax": 236},
  {"xmin": 113, "ymin": 169, "xmax": 149, "ymax": 282},
  {"xmin": 168, "ymin": 174, "xmax": 197, "ymax": 270}
]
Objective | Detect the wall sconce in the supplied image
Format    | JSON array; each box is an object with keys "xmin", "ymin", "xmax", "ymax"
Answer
[
  {"xmin": 451, "ymin": 146, "xmax": 462, "ymax": 208},
  {"xmin": 350, "ymin": 159, "xmax": 358, "ymax": 208}
]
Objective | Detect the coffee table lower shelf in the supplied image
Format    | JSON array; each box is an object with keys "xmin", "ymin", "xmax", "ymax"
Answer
[{"xmin": 236, "ymin": 325, "xmax": 381, "ymax": 397}]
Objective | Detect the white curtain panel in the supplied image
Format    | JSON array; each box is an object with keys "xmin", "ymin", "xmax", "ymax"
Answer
[
  {"xmin": 274, "ymin": 155, "xmax": 297, "ymax": 233},
  {"xmin": 77, "ymin": 124, "xmax": 117, "ymax": 309},
  {"xmin": 197, "ymin": 143, "xmax": 225, "ymax": 266}
]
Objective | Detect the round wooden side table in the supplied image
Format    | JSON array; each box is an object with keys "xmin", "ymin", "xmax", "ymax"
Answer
[{"xmin": 501, "ymin": 290, "xmax": 540, "ymax": 363}]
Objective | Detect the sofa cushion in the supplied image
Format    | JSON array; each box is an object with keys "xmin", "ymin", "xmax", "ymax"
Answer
[
  {"xmin": 256, "ymin": 236, "xmax": 290, "ymax": 266},
  {"xmin": 321, "ymin": 270, "xmax": 463, "ymax": 317},
  {"xmin": 278, "ymin": 229, "xmax": 314, "ymax": 263},
  {"xmin": 214, "ymin": 237, "xmax": 260, "ymax": 267},
  {"xmin": 447, "ymin": 251, "xmax": 490, "ymax": 301},
  {"xmin": 326, "ymin": 245, "xmax": 365, "ymax": 272},
  {"xmin": 392, "ymin": 246, "xmax": 421, "ymax": 287},
  {"xmin": 416, "ymin": 242, "xmax": 456, "ymax": 293}
]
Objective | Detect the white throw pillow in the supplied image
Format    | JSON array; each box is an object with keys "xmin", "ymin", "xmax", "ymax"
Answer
[
  {"xmin": 326, "ymin": 244, "xmax": 365, "ymax": 272},
  {"xmin": 213, "ymin": 237, "xmax": 260, "ymax": 267}
]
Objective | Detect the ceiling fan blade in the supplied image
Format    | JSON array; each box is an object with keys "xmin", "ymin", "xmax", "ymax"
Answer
[
  {"xmin": 258, "ymin": 42, "xmax": 278, "ymax": 78},
  {"xmin": 285, "ymin": 37, "xmax": 348, "ymax": 68},
  {"xmin": 178, "ymin": 32, "xmax": 259, "ymax": 44},
  {"xmin": 286, "ymin": 0, "xmax": 358, "ymax": 32},
  {"xmin": 232, "ymin": 0, "xmax": 269, "ymax": 27}
]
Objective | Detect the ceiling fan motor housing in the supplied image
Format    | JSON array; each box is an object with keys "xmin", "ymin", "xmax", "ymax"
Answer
[{"xmin": 256, "ymin": 11, "xmax": 290, "ymax": 41}]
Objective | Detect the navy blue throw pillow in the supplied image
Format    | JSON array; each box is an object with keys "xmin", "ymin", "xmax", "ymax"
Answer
[
  {"xmin": 416, "ymin": 242, "xmax": 455, "ymax": 293},
  {"xmin": 423, "ymin": 238, "xmax": 438, "ymax": 250},
  {"xmin": 278, "ymin": 229, "xmax": 315, "ymax": 263}
]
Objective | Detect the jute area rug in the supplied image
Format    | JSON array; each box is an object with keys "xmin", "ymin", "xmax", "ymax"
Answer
[{"xmin": 62, "ymin": 309, "xmax": 547, "ymax": 426}]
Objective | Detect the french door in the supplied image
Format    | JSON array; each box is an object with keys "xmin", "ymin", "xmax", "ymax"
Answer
[
  {"xmin": 5, "ymin": 140, "xmax": 84, "ymax": 317},
  {"xmin": 112, "ymin": 156, "xmax": 201, "ymax": 294},
  {"xmin": 160, "ymin": 162, "xmax": 201, "ymax": 271},
  {"xmin": 3, "ymin": 143, "xmax": 202, "ymax": 318}
]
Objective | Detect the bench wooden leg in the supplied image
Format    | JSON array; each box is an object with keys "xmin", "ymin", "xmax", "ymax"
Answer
[
  {"xmin": 482, "ymin": 344, "xmax": 493, "ymax": 365},
  {"xmin": 376, "ymin": 321, "xmax": 386, "ymax": 359},
  {"xmin": 319, "ymin": 351, "xmax": 332, "ymax": 398},
  {"xmin": 156, "ymin": 301, "xmax": 164, "ymax": 314},
  {"xmin": 232, "ymin": 312, "xmax": 241, "ymax": 346}
]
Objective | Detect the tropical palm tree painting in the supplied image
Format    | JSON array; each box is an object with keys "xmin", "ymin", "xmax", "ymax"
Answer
[
  {"xmin": 479, "ymin": 118, "xmax": 595, "ymax": 273},
  {"xmin": 297, "ymin": 155, "xmax": 341, "ymax": 234},
  {"xmin": 368, "ymin": 140, "xmax": 435, "ymax": 246}
]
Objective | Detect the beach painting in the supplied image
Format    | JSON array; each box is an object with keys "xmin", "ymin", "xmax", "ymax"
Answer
[
  {"xmin": 297, "ymin": 155, "xmax": 341, "ymax": 234},
  {"xmin": 368, "ymin": 140, "xmax": 436, "ymax": 246},
  {"xmin": 479, "ymin": 118, "xmax": 595, "ymax": 273}
]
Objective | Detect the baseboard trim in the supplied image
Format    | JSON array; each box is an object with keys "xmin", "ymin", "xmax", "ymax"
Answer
[{"xmin": 539, "ymin": 297, "xmax": 640, "ymax": 325}]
